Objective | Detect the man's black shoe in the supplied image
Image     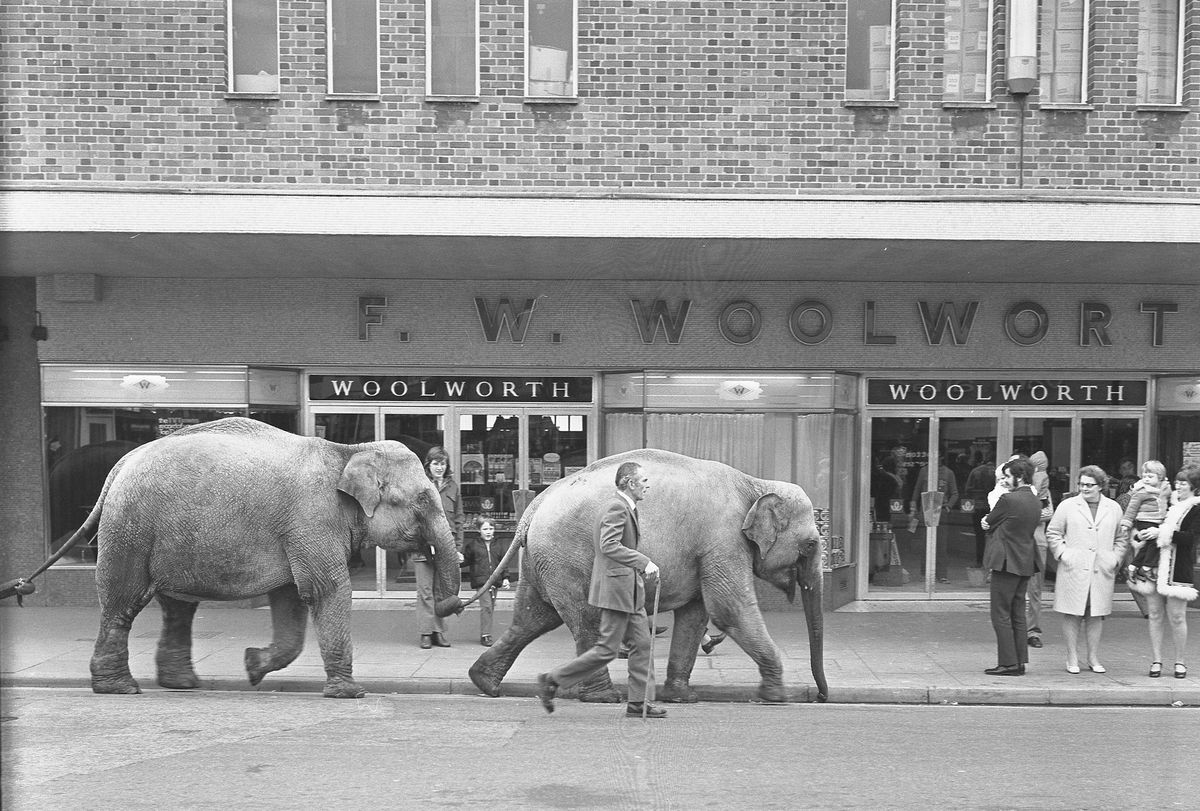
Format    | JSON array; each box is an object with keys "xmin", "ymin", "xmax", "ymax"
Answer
[
  {"xmin": 431, "ymin": 632, "xmax": 451, "ymax": 648},
  {"xmin": 701, "ymin": 632, "xmax": 727, "ymax": 655},
  {"xmin": 626, "ymin": 702, "xmax": 667, "ymax": 718},
  {"xmin": 983, "ymin": 664, "xmax": 1025, "ymax": 676},
  {"xmin": 1027, "ymin": 636, "xmax": 1043, "ymax": 648},
  {"xmin": 536, "ymin": 673, "xmax": 557, "ymax": 713}
]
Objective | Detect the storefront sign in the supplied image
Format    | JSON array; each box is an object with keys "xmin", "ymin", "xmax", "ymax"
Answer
[
  {"xmin": 309, "ymin": 375, "xmax": 593, "ymax": 403},
  {"xmin": 868, "ymin": 379, "xmax": 1148, "ymax": 406}
]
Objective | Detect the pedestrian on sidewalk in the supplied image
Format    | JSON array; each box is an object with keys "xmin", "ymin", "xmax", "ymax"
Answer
[
  {"xmin": 537, "ymin": 461, "xmax": 665, "ymax": 718},
  {"xmin": 1046, "ymin": 466, "xmax": 1127, "ymax": 675},
  {"xmin": 462, "ymin": 517, "xmax": 511, "ymax": 647},
  {"xmin": 417, "ymin": 446, "xmax": 465, "ymax": 649},
  {"xmin": 1025, "ymin": 451, "xmax": 1055, "ymax": 649},
  {"xmin": 980, "ymin": 457, "xmax": 1042, "ymax": 676},
  {"xmin": 1129, "ymin": 465, "xmax": 1199, "ymax": 679}
]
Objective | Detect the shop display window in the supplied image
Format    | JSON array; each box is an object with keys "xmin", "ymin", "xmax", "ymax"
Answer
[{"xmin": 44, "ymin": 407, "xmax": 297, "ymax": 563}]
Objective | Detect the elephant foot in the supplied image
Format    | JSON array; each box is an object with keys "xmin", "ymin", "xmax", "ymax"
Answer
[
  {"xmin": 660, "ymin": 678, "xmax": 699, "ymax": 704},
  {"xmin": 468, "ymin": 662, "xmax": 502, "ymax": 697},
  {"xmin": 91, "ymin": 675, "xmax": 142, "ymax": 695},
  {"xmin": 756, "ymin": 684, "xmax": 789, "ymax": 704},
  {"xmin": 244, "ymin": 646, "xmax": 274, "ymax": 687},
  {"xmin": 157, "ymin": 670, "xmax": 201, "ymax": 690},
  {"xmin": 323, "ymin": 678, "xmax": 366, "ymax": 699},
  {"xmin": 575, "ymin": 685, "xmax": 622, "ymax": 704}
]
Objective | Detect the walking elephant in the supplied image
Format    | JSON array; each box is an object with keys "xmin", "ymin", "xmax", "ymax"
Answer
[
  {"xmin": 82, "ymin": 417, "xmax": 463, "ymax": 698},
  {"xmin": 468, "ymin": 450, "xmax": 828, "ymax": 704}
]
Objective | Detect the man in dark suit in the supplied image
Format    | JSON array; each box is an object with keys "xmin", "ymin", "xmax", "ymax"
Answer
[
  {"xmin": 980, "ymin": 458, "xmax": 1043, "ymax": 676},
  {"xmin": 537, "ymin": 461, "xmax": 664, "ymax": 718}
]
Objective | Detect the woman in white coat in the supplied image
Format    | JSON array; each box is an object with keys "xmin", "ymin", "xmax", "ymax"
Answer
[{"xmin": 1046, "ymin": 465, "xmax": 1128, "ymax": 674}]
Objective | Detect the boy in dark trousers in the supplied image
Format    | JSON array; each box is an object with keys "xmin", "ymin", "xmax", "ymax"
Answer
[{"xmin": 461, "ymin": 518, "xmax": 511, "ymax": 646}]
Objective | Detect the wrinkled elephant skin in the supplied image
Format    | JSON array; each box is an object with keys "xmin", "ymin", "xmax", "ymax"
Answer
[
  {"xmin": 85, "ymin": 418, "xmax": 461, "ymax": 698},
  {"xmin": 469, "ymin": 449, "xmax": 828, "ymax": 704}
]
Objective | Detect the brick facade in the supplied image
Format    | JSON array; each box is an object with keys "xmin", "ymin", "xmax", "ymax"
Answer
[{"xmin": 1, "ymin": 0, "xmax": 1195, "ymax": 192}]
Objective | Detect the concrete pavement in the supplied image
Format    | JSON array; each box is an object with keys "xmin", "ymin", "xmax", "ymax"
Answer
[{"xmin": 2, "ymin": 594, "xmax": 1196, "ymax": 707}]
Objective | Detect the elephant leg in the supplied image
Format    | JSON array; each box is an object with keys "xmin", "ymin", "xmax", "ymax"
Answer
[
  {"xmin": 244, "ymin": 584, "xmax": 309, "ymax": 689},
  {"xmin": 469, "ymin": 579, "xmax": 564, "ymax": 697},
  {"xmin": 306, "ymin": 582, "xmax": 365, "ymax": 699},
  {"xmin": 719, "ymin": 608, "xmax": 788, "ymax": 703},
  {"xmin": 91, "ymin": 587, "xmax": 155, "ymax": 695},
  {"xmin": 155, "ymin": 593, "xmax": 200, "ymax": 689},
  {"xmin": 661, "ymin": 599, "xmax": 708, "ymax": 703}
]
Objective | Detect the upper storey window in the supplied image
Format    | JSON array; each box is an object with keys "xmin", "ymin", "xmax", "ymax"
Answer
[
  {"xmin": 846, "ymin": 0, "xmax": 895, "ymax": 102},
  {"xmin": 427, "ymin": 0, "xmax": 479, "ymax": 97},
  {"xmin": 943, "ymin": 0, "xmax": 993, "ymax": 103},
  {"xmin": 1040, "ymin": 0, "xmax": 1088, "ymax": 103},
  {"xmin": 228, "ymin": 0, "xmax": 279, "ymax": 94},
  {"xmin": 329, "ymin": 0, "xmax": 380, "ymax": 96},
  {"xmin": 1137, "ymin": 0, "xmax": 1182, "ymax": 104},
  {"xmin": 526, "ymin": 0, "xmax": 576, "ymax": 99}
]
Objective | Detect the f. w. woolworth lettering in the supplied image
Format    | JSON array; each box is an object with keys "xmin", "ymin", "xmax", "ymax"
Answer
[{"xmin": 357, "ymin": 296, "xmax": 1181, "ymax": 347}]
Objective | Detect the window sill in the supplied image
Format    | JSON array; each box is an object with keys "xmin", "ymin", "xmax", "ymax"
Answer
[
  {"xmin": 1036, "ymin": 103, "xmax": 1093, "ymax": 112},
  {"xmin": 524, "ymin": 96, "xmax": 580, "ymax": 105},
  {"xmin": 1134, "ymin": 104, "xmax": 1188, "ymax": 114},
  {"xmin": 941, "ymin": 101, "xmax": 997, "ymax": 110},
  {"xmin": 843, "ymin": 99, "xmax": 899, "ymax": 109},
  {"xmin": 224, "ymin": 93, "xmax": 281, "ymax": 101},
  {"xmin": 324, "ymin": 95, "xmax": 382, "ymax": 103},
  {"xmin": 425, "ymin": 95, "xmax": 480, "ymax": 103}
]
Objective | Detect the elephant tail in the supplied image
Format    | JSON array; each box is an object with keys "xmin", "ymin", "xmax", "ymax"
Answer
[
  {"xmin": 456, "ymin": 490, "xmax": 543, "ymax": 611},
  {"xmin": 1, "ymin": 453, "xmax": 129, "ymax": 604}
]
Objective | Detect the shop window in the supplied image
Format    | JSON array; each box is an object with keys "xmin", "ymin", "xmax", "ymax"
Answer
[
  {"xmin": 845, "ymin": 0, "xmax": 894, "ymax": 101},
  {"xmin": 1039, "ymin": 0, "xmax": 1086, "ymax": 103},
  {"xmin": 329, "ymin": 0, "xmax": 379, "ymax": 96},
  {"xmin": 605, "ymin": 412, "xmax": 765, "ymax": 476},
  {"xmin": 942, "ymin": 0, "xmax": 992, "ymax": 103},
  {"xmin": 526, "ymin": 0, "xmax": 576, "ymax": 99},
  {"xmin": 228, "ymin": 0, "xmax": 280, "ymax": 94},
  {"xmin": 1081, "ymin": 417, "xmax": 1141, "ymax": 499},
  {"xmin": 44, "ymin": 408, "xmax": 295, "ymax": 563},
  {"xmin": 528, "ymin": 414, "xmax": 588, "ymax": 494},
  {"xmin": 427, "ymin": 0, "xmax": 478, "ymax": 97},
  {"xmin": 1137, "ymin": 0, "xmax": 1182, "ymax": 105}
]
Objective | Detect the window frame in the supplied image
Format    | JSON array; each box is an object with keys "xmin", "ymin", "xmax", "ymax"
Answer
[
  {"xmin": 844, "ymin": 0, "xmax": 897, "ymax": 104},
  {"xmin": 524, "ymin": 0, "xmax": 579, "ymax": 102},
  {"xmin": 941, "ymin": 0, "xmax": 995, "ymax": 106},
  {"xmin": 326, "ymin": 0, "xmax": 382, "ymax": 99},
  {"xmin": 1136, "ymin": 0, "xmax": 1185, "ymax": 107},
  {"xmin": 226, "ymin": 0, "xmax": 281, "ymax": 96},
  {"xmin": 425, "ymin": 0, "xmax": 481, "ymax": 100},
  {"xmin": 1039, "ymin": 0, "xmax": 1090, "ymax": 106}
]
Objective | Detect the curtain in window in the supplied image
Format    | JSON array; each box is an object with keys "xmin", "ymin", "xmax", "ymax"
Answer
[{"xmin": 605, "ymin": 413, "xmax": 764, "ymax": 476}]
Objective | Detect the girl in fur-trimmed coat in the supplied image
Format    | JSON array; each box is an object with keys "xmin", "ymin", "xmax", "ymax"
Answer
[{"xmin": 1129, "ymin": 466, "xmax": 1200, "ymax": 679}]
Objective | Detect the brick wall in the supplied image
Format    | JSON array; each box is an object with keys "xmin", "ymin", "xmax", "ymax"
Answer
[{"xmin": 1, "ymin": 0, "xmax": 1195, "ymax": 192}]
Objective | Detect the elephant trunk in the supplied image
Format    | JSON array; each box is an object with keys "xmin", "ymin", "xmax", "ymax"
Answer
[
  {"xmin": 426, "ymin": 519, "xmax": 464, "ymax": 617},
  {"xmin": 798, "ymin": 551, "xmax": 828, "ymax": 702}
]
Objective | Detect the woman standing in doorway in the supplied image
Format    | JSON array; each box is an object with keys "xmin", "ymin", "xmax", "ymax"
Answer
[
  {"xmin": 1046, "ymin": 465, "xmax": 1127, "ymax": 675},
  {"xmin": 1130, "ymin": 465, "xmax": 1199, "ymax": 679},
  {"xmin": 416, "ymin": 446, "xmax": 465, "ymax": 649}
]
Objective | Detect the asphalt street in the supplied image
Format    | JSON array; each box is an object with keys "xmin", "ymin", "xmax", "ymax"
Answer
[{"xmin": 3, "ymin": 688, "xmax": 1197, "ymax": 810}]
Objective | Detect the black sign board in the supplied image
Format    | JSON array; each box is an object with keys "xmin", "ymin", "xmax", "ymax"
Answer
[
  {"xmin": 868, "ymin": 379, "xmax": 1147, "ymax": 407},
  {"xmin": 309, "ymin": 375, "xmax": 593, "ymax": 403}
]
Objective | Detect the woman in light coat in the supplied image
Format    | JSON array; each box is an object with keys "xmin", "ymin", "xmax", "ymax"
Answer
[{"xmin": 1046, "ymin": 465, "xmax": 1127, "ymax": 674}]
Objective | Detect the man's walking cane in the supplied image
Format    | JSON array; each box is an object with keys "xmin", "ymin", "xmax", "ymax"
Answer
[{"xmin": 643, "ymin": 577, "xmax": 661, "ymax": 720}]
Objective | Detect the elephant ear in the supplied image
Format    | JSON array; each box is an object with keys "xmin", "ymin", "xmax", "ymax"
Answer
[
  {"xmin": 742, "ymin": 493, "xmax": 785, "ymax": 557},
  {"xmin": 338, "ymin": 450, "xmax": 386, "ymax": 518}
]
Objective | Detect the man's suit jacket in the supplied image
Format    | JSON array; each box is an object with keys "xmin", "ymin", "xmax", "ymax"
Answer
[
  {"xmin": 982, "ymin": 488, "xmax": 1043, "ymax": 576},
  {"xmin": 587, "ymin": 493, "xmax": 652, "ymax": 613}
]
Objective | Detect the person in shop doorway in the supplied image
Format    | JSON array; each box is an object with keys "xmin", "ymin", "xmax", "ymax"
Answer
[
  {"xmin": 1024, "ymin": 451, "xmax": 1055, "ymax": 649},
  {"xmin": 1046, "ymin": 466, "xmax": 1127, "ymax": 675},
  {"xmin": 980, "ymin": 458, "xmax": 1042, "ymax": 676},
  {"xmin": 537, "ymin": 462, "xmax": 665, "ymax": 718},
  {"xmin": 462, "ymin": 517, "xmax": 512, "ymax": 647},
  {"xmin": 908, "ymin": 453, "xmax": 959, "ymax": 583},
  {"xmin": 965, "ymin": 451, "xmax": 997, "ymax": 568},
  {"xmin": 417, "ymin": 446, "xmax": 465, "ymax": 649}
]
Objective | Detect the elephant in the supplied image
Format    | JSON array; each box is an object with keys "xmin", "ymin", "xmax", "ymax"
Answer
[
  {"xmin": 468, "ymin": 449, "xmax": 828, "ymax": 704},
  {"xmin": 80, "ymin": 417, "xmax": 463, "ymax": 698}
]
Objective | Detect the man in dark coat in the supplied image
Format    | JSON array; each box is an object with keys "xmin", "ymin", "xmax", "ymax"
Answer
[
  {"xmin": 980, "ymin": 458, "xmax": 1043, "ymax": 676},
  {"xmin": 536, "ymin": 461, "xmax": 664, "ymax": 718}
]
